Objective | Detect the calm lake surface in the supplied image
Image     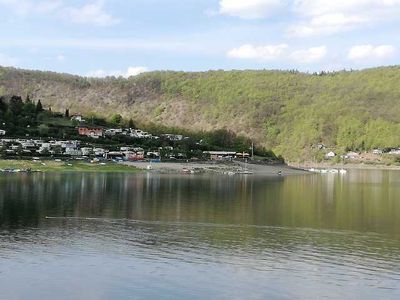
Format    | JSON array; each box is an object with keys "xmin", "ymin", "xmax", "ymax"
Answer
[{"xmin": 1, "ymin": 171, "xmax": 400, "ymax": 299}]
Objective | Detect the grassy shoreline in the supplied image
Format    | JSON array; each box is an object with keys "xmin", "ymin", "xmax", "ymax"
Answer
[
  {"xmin": 0, "ymin": 159, "xmax": 141, "ymax": 173},
  {"xmin": 289, "ymin": 161, "xmax": 400, "ymax": 171}
]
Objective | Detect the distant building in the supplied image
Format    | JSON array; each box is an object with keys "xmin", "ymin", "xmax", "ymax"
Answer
[
  {"xmin": 204, "ymin": 151, "xmax": 237, "ymax": 161},
  {"xmin": 0, "ymin": 130, "xmax": 5, "ymax": 136},
  {"xmin": 64, "ymin": 148, "xmax": 82, "ymax": 156},
  {"xmin": 71, "ymin": 115, "xmax": 85, "ymax": 122},
  {"xmin": 389, "ymin": 149, "xmax": 400, "ymax": 155},
  {"xmin": 161, "ymin": 134, "xmax": 184, "ymax": 141},
  {"xmin": 325, "ymin": 151, "xmax": 336, "ymax": 159},
  {"xmin": 343, "ymin": 151, "xmax": 360, "ymax": 160},
  {"xmin": 372, "ymin": 149, "xmax": 383, "ymax": 155},
  {"xmin": 78, "ymin": 127, "xmax": 104, "ymax": 138}
]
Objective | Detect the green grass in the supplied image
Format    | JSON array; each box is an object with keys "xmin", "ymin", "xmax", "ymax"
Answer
[{"xmin": 0, "ymin": 159, "xmax": 140, "ymax": 173}]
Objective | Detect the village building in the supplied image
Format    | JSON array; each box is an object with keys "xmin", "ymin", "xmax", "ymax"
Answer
[
  {"xmin": 344, "ymin": 151, "xmax": 360, "ymax": 160},
  {"xmin": 71, "ymin": 115, "xmax": 85, "ymax": 123},
  {"xmin": 64, "ymin": 148, "xmax": 82, "ymax": 156},
  {"xmin": 389, "ymin": 148, "xmax": 400, "ymax": 155},
  {"xmin": 81, "ymin": 147, "xmax": 93, "ymax": 156},
  {"xmin": 236, "ymin": 152, "xmax": 251, "ymax": 159},
  {"xmin": 161, "ymin": 134, "xmax": 184, "ymax": 141},
  {"xmin": 372, "ymin": 149, "xmax": 383, "ymax": 155},
  {"xmin": 325, "ymin": 151, "xmax": 336, "ymax": 159},
  {"xmin": 204, "ymin": 151, "xmax": 237, "ymax": 161},
  {"xmin": 78, "ymin": 127, "xmax": 104, "ymax": 138},
  {"xmin": 0, "ymin": 129, "xmax": 5, "ymax": 136}
]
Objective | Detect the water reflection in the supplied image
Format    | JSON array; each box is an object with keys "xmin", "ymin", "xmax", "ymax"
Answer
[
  {"xmin": 1, "ymin": 172, "xmax": 400, "ymax": 236},
  {"xmin": 0, "ymin": 171, "xmax": 400, "ymax": 299}
]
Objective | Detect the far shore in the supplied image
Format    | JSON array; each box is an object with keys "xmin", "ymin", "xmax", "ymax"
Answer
[
  {"xmin": 0, "ymin": 159, "xmax": 140, "ymax": 173},
  {"xmin": 123, "ymin": 160, "xmax": 308, "ymax": 176},
  {"xmin": 3, "ymin": 158, "xmax": 399, "ymax": 176},
  {"xmin": 289, "ymin": 162, "xmax": 400, "ymax": 171}
]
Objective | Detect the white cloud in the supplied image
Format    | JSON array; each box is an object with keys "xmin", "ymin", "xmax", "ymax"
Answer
[
  {"xmin": 56, "ymin": 54, "xmax": 65, "ymax": 61},
  {"xmin": 0, "ymin": 52, "xmax": 18, "ymax": 66},
  {"xmin": 287, "ymin": 13, "xmax": 368, "ymax": 37},
  {"xmin": 290, "ymin": 46, "xmax": 327, "ymax": 63},
  {"xmin": 219, "ymin": 0, "xmax": 283, "ymax": 19},
  {"xmin": 65, "ymin": 1, "xmax": 120, "ymax": 26},
  {"xmin": 0, "ymin": 0, "xmax": 119, "ymax": 27},
  {"xmin": 228, "ymin": 44, "xmax": 328, "ymax": 64},
  {"xmin": 347, "ymin": 44, "xmax": 396, "ymax": 60},
  {"xmin": 289, "ymin": 0, "xmax": 400, "ymax": 37},
  {"xmin": 86, "ymin": 66, "xmax": 149, "ymax": 78},
  {"xmin": 227, "ymin": 44, "xmax": 288, "ymax": 60}
]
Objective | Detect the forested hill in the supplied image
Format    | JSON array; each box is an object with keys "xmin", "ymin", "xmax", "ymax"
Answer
[{"xmin": 1, "ymin": 65, "xmax": 400, "ymax": 161}]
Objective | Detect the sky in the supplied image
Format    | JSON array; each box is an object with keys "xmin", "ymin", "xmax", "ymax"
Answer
[{"xmin": 0, "ymin": 0, "xmax": 399, "ymax": 77}]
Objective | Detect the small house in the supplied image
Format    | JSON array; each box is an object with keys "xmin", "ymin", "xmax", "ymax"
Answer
[
  {"xmin": 71, "ymin": 115, "xmax": 85, "ymax": 122},
  {"xmin": 78, "ymin": 127, "xmax": 104, "ymax": 138},
  {"xmin": 372, "ymin": 149, "xmax": 383, "ymax": 155},
  {"xmin": 204, "ymin": 151, "xmax": 237, "ymax": 161},
  {"xmin": 0, "ymin": 130, "xmax": 5, "ymax": 136},
  {"xmin": 345, "ymin": 151, "xmax": 360, "ymax": 160},
  {"xmin": 325, "ymin": 151, "xmax": 336, "ymax": 159}
]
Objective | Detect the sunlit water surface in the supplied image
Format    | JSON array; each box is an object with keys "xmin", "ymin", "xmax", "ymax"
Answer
[{"xmin": 1, "ymin": 171, "xmax": 400, "ymax": 299}]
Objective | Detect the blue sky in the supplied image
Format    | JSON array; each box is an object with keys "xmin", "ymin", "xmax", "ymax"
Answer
[{"xmin": 0, "ymin": 0, "xmax": 399, "ymax": 77}]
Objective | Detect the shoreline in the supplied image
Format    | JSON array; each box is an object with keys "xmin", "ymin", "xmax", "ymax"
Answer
[
  {"xmin": 3, "ymin": 159, "xmax": 399, "ymax": 175},
  {"xmin": 123, "ymin": 160, "xmax": 308, "ymax": 176},
  {"xmin": 0, "ymin": 159, "xmax": 140, "ymax": 173},
  {"xmin": 289, "ymin": 162, "xmax": 400, "ymax": 171}
]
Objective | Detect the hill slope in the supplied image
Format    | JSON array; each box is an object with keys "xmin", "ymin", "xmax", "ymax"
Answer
[{"xmin": 1, "ymin": 66, "xmax": 400, "ymax": 161}]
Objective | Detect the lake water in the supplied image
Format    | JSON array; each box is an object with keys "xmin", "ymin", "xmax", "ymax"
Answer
[{"xmin": 0, "ymin": 171, "xmax": 400, "ymax": 299}]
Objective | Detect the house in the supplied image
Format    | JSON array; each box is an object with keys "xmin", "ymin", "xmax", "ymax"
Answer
[
  {"xmin": 389, "ymin": 148, "xmax": 400, "ymax": 155},
  {"xmin": 0, "ymin": 130, "xmax": 5, "ymax": 136},
  {"xmin": 236, "ymin": 152, "xmax": 250, "ymax": 159},
  {"xmin": 161, "ymin": 134, "xmax": 184, "ymax": 141},
  {"xmin": 130, "ymin": 129, "xmax": 152, "ymax": 139},
  {"xmin": 124, "ymin": 151, "xmax": 145, "ymax": 161},
  {"xmin": 372, "ymin": 149, "xmax": 383, "ymax": 155},
  {"xmin": 93, "ymin": 148, "xmax": 106, "ymax": 157},
  {"xmin": 105, "ymin": 128, "xmax": 123, "ymax": 136},
  {"xmin": 64, "ymin": 148, "xmax": 82, "ymax": 156},
  {"xmin": 204, "ymin": 151, "xmax": 237, "ymax": 161},
  {"xmin": 78, "ymin": 127, "xmax": 104, "ymax": 138},
  {"xmin": 344, "ymin": 151, "xmax": 360, "ymax": 160},
  {"xmin": 325, "ymin": 151, "xmax": 336, "ymax": 159},
  {"xmin": 71, "ymin": 115, "xmax": 85, "ymax": 122},
  {"xmin": 81, "ymin": 147, "xmax": 93, "ymax": 156}
]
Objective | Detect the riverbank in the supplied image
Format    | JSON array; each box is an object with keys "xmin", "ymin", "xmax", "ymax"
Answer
[
  {"xmin": 289, "ymin": 161, "xmax": 400, "ymax": 171},
  {"xmin": 0, "ymin": 160, "xmax": 140, "ymax": 173},
  {"xmin": 123, "ymin": 160, "xmax": 308, "ymax": 175}
]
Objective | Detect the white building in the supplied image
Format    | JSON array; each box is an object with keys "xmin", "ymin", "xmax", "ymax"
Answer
[
  {"xmin": 71, "ymin": 115, "xmax": 85, "ymax": 122},
  {"xmin": 325, "ymin": 151, "xmax": 336, "ymax": 159},
  {"xmin": 372, "ymin": 149, "xmax": 383, "ymax": 155},
  {"xmin": 64, "ymin": 148, "xmax": 82, "ymax": 156},
  {"xmin": 0, "ymin": 130, "xmax": 6, "ymax": 136}
]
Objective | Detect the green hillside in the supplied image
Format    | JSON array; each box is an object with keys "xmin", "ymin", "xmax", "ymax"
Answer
[{"xmin": 1, "ymin": 66, "xmax": 400, "ymax": 161}]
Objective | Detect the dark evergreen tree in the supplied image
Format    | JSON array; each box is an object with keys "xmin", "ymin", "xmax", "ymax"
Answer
[
  {"xmin": 36, "ymin": 100, "xmax": 44, "ymax": 113},
  {"xmin": 9, "ymin": 96, "xmax": 24, "ymax": 115},
  {"xmin": 65, "ymin": 108, "xmax": 70, "ymax": 118},
  {"xmin": 128, "ymin": 118, "xmax": 135, "ymax": 128}
]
